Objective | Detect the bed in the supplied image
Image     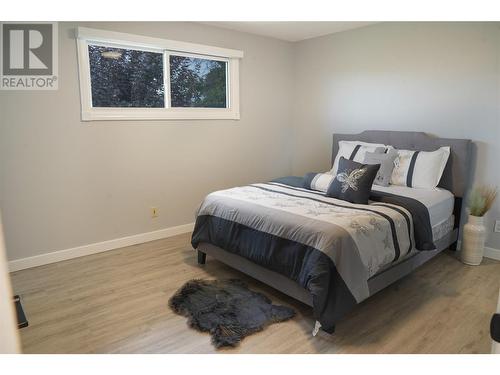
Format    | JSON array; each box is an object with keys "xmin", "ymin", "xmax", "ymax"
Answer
[{"xmin": 191, "ymin": 130, "xmax": 472, "ymax": 334}]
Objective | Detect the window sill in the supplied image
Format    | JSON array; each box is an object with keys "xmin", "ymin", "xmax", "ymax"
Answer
[{"xmin": 81, "ymin": 108, "xmax": 240, "ymax": 121}]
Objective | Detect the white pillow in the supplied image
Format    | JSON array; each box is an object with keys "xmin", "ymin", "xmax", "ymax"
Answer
[
  {"xmin": 330, "ymin": 141, "xmax": 387, "ymax": 176},
  {"xmin": 305, "ymin": 173, "xmax": 335, "ymax": 193},
  {"xmin": 390, "ymin": 147, "xmax": 450, "ymax": 189}
]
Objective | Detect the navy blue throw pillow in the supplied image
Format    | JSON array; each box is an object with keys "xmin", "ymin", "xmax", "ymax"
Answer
[{"xmin": 327, "ymin": 157, "xmax": 380, "ymax": 204}]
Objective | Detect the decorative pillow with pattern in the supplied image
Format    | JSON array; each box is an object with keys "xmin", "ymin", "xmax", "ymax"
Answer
[
  {"xmin": 390, "ymin": 146, "xmax": 450, "ymax": 189},
  {"xmin": 326, "ymin": 157, "xmax": 381, "ymax": 204},
  {"xmin": 363, "ymin": 149, "xmax": 398, "ymax": 187},
  {"xmin": 330, "ymin": 141, "xmax": 387, "ymax": 176}
]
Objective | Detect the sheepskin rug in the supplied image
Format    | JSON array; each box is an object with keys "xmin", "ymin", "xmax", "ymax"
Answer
[{"xmin": 169, "ymin": 279, "xmax": 295, "ymax": 348}]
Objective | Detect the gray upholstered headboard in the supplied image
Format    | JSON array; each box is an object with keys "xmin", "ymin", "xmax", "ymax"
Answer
[{"xmin": 332, "ymin": 130, "xmax": 472, "ymax": 197}]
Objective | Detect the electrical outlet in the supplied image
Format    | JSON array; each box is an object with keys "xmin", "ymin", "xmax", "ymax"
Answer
[
  {"xmin": 151, "ymin": 207, "xmax": 158, "ymax": 218},
  {"xmin": 495, "ymin": 220, "xmax": 500, "ymax": 233}
]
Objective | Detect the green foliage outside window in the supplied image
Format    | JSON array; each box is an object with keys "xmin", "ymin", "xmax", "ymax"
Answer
[{"xmin": 88, "ymin": 45, "xmax": 227, "ymax": 109}]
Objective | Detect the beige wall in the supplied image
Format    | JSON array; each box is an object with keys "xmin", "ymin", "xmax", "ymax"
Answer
[
  {"xmin": 0, "ymin": 22, "xmax": 294, "ymax": 260},
  {"xmin": 292, "ymin": 22, "xmax": 500, "ymax": 249}
]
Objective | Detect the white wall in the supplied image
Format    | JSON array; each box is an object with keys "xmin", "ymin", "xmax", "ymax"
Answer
[
  {"xmin": 0, "ymin": 22, "xmax": 294, "ymax": 261},
  {"xmin": 293, "ymin": 22, "xmax": 500, "ymax": 249},
  {"xmin": 2, "ymin": 22, "xmax": 499, "ymax": 263},
  {"xmin": 0, "ymin": 216, "xmax": 20, "ymax": 353}
]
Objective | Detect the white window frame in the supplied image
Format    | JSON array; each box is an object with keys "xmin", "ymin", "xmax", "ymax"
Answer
[{"xmin": 76, "ymin": 27, "xmax": 243, "ymax": 121}]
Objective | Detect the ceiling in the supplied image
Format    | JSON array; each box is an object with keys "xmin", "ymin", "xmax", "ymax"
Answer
[{"xmin": 200, "ymin": 22, "xmax": 377, "ymax": 42}]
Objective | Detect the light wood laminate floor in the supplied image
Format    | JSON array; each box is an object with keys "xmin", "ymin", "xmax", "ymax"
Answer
[{"xmin": 10, "ymin": 232, "xmax": 500, "ymax": 354}]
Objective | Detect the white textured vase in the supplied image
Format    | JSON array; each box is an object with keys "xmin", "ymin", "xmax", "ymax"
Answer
[{"xmin": 461, "ymin": 214, "xmax": 487, "ymax": 266}]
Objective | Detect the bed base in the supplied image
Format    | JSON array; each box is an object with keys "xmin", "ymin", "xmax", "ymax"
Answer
[
  {"xmin": 197, "ymin": 229, "xmax": 458, "ymax": 310},
  {"xmin": 198, "ymin": 251, "xmax": 206, "ymax": 265}
]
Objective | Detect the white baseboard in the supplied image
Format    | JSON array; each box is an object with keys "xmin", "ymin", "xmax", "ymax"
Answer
[
  {"xmin": 484, "ymin": 246, "xmax": 500, "ymax": 261},
  {"xmin": 9, "ymin": 225, "xmax": 499, "ymax": 272},
  {"xmin": 8, "ymin": 223, "xmax": 195, "ymax": 272},
  {"xmin": 456, "ymin": 240, "xmax": 500, "ymax": 261}
]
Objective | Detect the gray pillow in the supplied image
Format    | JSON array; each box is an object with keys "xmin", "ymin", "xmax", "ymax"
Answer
[{"xmin": 363, "ymin": 150, "xmax": 398, "ymax": 187}]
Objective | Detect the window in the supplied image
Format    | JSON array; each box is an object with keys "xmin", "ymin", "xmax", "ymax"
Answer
[
  {"xmin": 76, "ymin": 27, "xmax": 242, "ymax": 121},
  {"xmin": 88, "ymin": 45, "xmax": 164, "ymax": 108},
  {"xmin": 169, "ymin": 54, "xmax": 227, "ymax": 108}
]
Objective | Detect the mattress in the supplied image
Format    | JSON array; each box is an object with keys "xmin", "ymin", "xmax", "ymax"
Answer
[
  {"xmin": 432, "ymin": 214, "xmax": 454, "ymax": 242},
  {"xmin": 371, "ymin": 184, "xmax": 454, "ymax": 228}
]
